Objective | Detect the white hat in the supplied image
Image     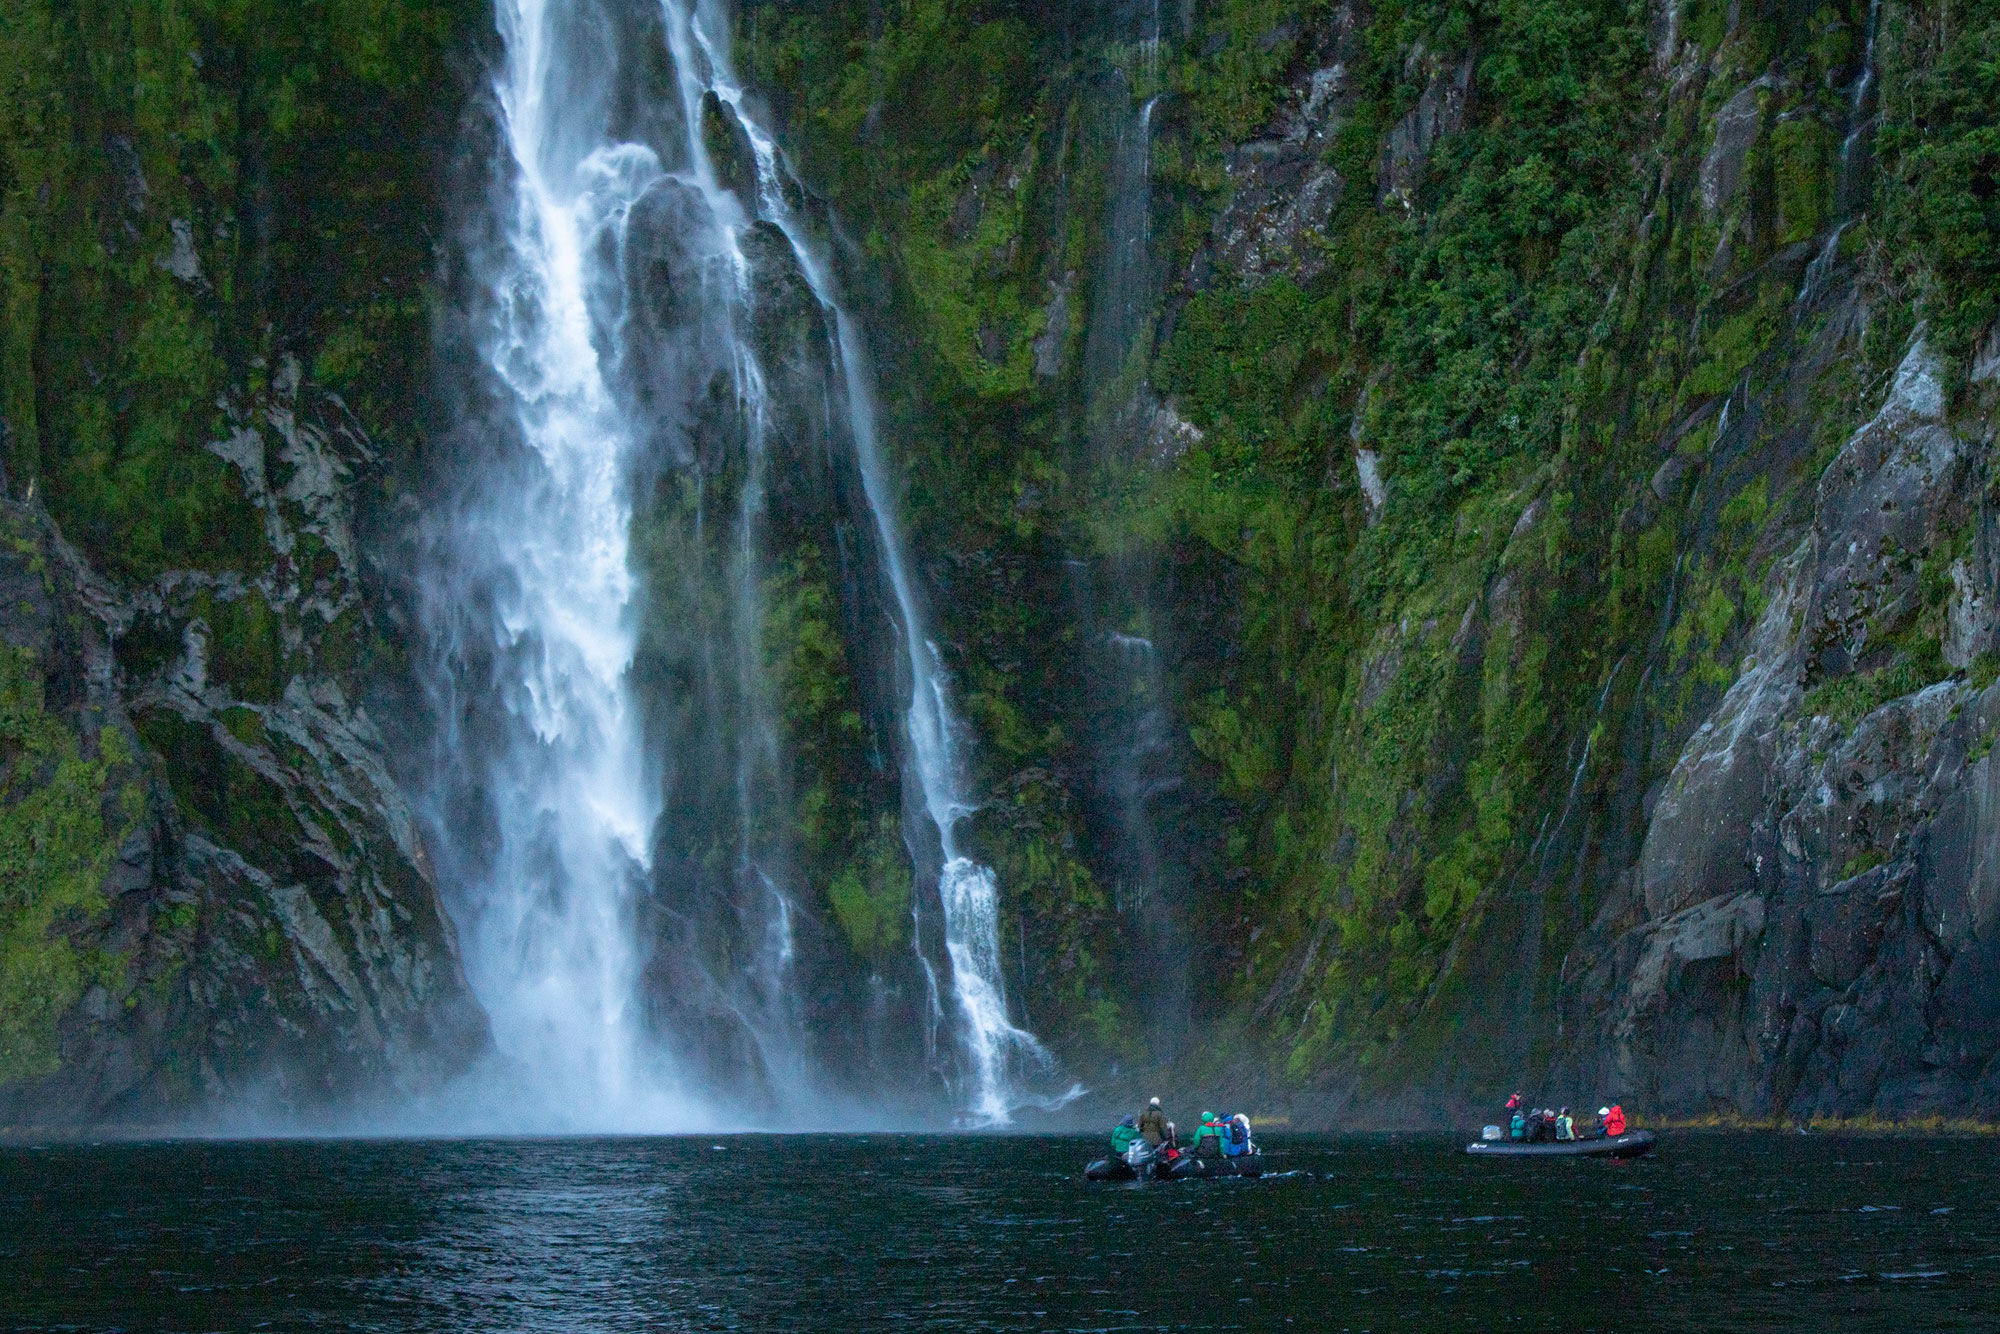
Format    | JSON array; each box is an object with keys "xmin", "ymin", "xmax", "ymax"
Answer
[
  {"xmin": 1598, "ymin": 1107, "xmax": 1610, "ymax": 1116},
  {"xmin": 1150, "ymin": 1097, "xmax": 1160, "ymax": 1106}
]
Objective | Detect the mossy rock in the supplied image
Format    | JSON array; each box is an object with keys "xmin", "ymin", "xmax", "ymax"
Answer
[
  {"xmin": 0, "ymin": 646, "xmax": 144, "ymax": 1085},
  {"xmin": 702, "ymin": 90, "xmax": 760, "ymax": 198}
]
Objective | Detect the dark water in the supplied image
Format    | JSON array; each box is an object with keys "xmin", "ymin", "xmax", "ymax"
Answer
[{"xmin": 3, "ymin": 1132, "xmax": 1997, "ymax": 1331}]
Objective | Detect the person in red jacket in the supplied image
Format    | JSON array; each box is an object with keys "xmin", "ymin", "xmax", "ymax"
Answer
[{"xmin": 1598, "ymin": 1105, "xmax": 1627, "ymax": 1137}]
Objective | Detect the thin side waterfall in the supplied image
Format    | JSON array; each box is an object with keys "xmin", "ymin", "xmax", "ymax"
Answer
[
  {"xmin": 1794, "ymin": 220, "xmax": 1849, "ymax": 320},
  {"xmin": 1836, "ymin": 0, "xmax": 1882, "ymax": 215},
  {"xmin": 1073, "ymin": 0, "xmax": 1190, "ymax": 1054},
  {"xmin": 669, "ymin": 2, "xmax": 1051, "ymax": 1124},
  {"xmin": 1083, "ymin": 91, "xmax": 1161, "ymax": 408},
  {"xmin": 1140, "ymin": 0, "xmax": 1162, "ymax": 83},
  {"xmin": 1795, "ymin": 0, "xmax": 1879, "ymax": 321}
]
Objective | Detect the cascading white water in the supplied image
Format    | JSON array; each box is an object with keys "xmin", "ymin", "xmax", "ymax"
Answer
[
  {"xmin": 432, "ymin": 0, "xmax": 681, "ymax": 1127},
  {"xmin": 424, "ymin": 0, "xmax": 1048, "ymax": 1127},
  {"xmin": 1835, "ymin": 0, "xmax": 1882, "ymax": 215},
  {"xmin": 669, "ymin": 1, "xmax": 1050, "ymax": 1124}
]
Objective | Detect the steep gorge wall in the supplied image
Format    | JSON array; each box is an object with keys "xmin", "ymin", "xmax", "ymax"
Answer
[
  {"xmin": 0, "ymin": 0, "xmax": 488, "ymax": 1125},
  {"xmin": 2, "ymin": 0, "xmax": 1997, "ymax": 1129},
  {"xmin": 734, "ymin": 0, "xmax": 2000, "ymax": 1122}
]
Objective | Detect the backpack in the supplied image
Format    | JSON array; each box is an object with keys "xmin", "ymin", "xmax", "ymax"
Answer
[{"xmin": 1228, "ymin": 1118, "xmax": 1248, "ymax": 1147}]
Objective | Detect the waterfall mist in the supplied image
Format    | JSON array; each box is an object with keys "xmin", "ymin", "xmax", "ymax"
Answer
[{"xmin": 412, "ymin": 0, "xmax": 1058, "ymax": 1130}]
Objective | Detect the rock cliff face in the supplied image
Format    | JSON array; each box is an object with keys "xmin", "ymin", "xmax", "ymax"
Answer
[
  {"xmin": 0, "ymin": 0, "xmax": 488, "ymax": 1127},
  {"xmin": 736, "ymin": 0, "xmax": 2000, "ymax": 1122},
  {"xmin": 0, "ymin": 410, "xmax": 486, "ymax": 1124},
  {"xmin": 1569, "ymin": 340, "xmax": 2000, "ymax": 1118},
  {"xmin": 5, "ymin": 0, "xmax": 1998, "ymax": 1128},
  {"xmin": 0, "ymin": 364, "xmax": 488, "ymax": 1129}
]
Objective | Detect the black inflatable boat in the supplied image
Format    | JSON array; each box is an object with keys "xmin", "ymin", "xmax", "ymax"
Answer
[
  {"xmin": 1167, "ymin": 1152, "xmax": 1264, "ymax": 1180},
  {"xmin": 1084, "ymin": 1150, "xmax": 1264, "ymax": 1180},
  {"xmin": 1085, "ymin": 1154, "xmax": 1158, "ymax": 1181},
  {"xmin": 1465, "ymin": 1130, "xmax": 1656, "ymax": 1159}
]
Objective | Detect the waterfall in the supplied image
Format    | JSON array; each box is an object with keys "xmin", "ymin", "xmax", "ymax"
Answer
[
  {"xmin": 417, "ymin": 0, "xmax": 682, "ymax": 1128},
  {"xmin": 1072, "ymin": 0, "xmax": 1191, "ymax": 1053},
  {"xmin": 1795, "ymin": 0, "xmax": 1880, "ymax": 322},
  {"xmin": 670, "ymin": 3, "xmax": 1049, "ymax": 1124},
  {"xmin": 1082, "ymin": 0, "xmax": 1162, "ymax": 417},
  {"xmin": 1836, "ymin": 0, "xmax": 1882, "ymax": 217},
  {"xmin": 1082, "ymin": 95, "xmax": 1161, "ymax": 409},
  {"xmin": 418, "ymin": 0, "xmax": 1047, "ymax": 1127}
]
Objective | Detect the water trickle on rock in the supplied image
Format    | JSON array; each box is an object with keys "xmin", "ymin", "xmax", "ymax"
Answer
[
  {"xmin": 1071, "ymin": 0, "xmax": 1193, "ymax": 1056},
  {"xmin": 1836, "ymin": 0, "xmax": 1883, "ymax": 216}
]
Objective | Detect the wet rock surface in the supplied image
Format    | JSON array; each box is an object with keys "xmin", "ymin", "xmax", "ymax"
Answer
[
  {"xmin": 1377, "ymin": 49, "xmax": 1475, "ymax": 210},
  {"xmin": 1208, "ymin": 5, "xmax": 1362, "ymax": 287},
  {"xmin": 0, "ymin": 372, "xmax": 484, "ymax": 1130},
  {"xmin": 1569, "ymin": 342, "xmax": 2000, "ymax": 1121}
]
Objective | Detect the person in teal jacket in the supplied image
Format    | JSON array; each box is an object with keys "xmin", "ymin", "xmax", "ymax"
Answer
[
  {"xmin": 1109, "ymin": 1115, "xmax": 1141, "ymax": 1158},
  {"xmin": 1190, "ymin": 1111, "xmax": 1226, "ymax": 1158}
]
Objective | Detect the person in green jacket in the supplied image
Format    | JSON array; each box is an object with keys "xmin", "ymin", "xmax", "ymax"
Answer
[
  {"xmin": 1190, "ymin": 1111, "xmax": 1226, "ymax": 1158},
  {"xmin": 1109, "ymin": 1115, "xmax": 1141, "ymax": 1158}
]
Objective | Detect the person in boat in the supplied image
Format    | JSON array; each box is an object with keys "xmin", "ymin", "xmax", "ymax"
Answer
[
  {"xmin": 1555, "ymin": 1107, "xmax": 1575, "ymax": 1142},
  {"xmin": 1222, "ymin": 1113, "xmax": 1253, "ymax": 1158},
  {"xmin": 1190, "ymin": 1111, "xmax": 1226, "ymax": 1158},
  {"xmin": 1598, "ymin": 1104, "xmax": 1627, "ymax": 1137},
  {"xmin": 1509, "ymin": 1105, "xmax": 1528, "ymax": 1141},
  {"xmin": 1139, "ymin": 1097, "xmax": 1169, "ymax": 1146},
  {"xmin": 1110, "ymin": 1115, "xmax": 1141, "ymax": 1159}
]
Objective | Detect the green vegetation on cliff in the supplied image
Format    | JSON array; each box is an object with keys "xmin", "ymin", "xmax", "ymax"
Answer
[
  {"xmin": 5, "ymin": 0, "xmax": 1994, "ymax": 1115},
  {"xmin": 0, "ymin": 644, "xmax": 144, "ymax": 1084},
  {"xmin": 0, "ymin": 0, "xmax": 487, "ymax": 1113},
  {"xmin": 739, "ymin": 0, "xmax": 2000, "ymax": 1092},
  {"xmin": 0, "ymin": 0, "xmax": 478, "ymax": 582}
]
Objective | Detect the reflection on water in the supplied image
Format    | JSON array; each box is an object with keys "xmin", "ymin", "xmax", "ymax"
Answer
[{"xmin": 3, "ymin": 1133, "xmax": 1996, "ymax": 1330}]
